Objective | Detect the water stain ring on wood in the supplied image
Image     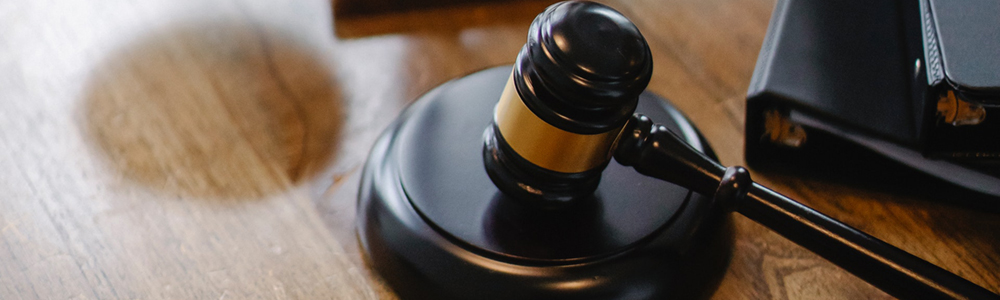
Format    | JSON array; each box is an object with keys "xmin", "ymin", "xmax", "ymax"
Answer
[{"xmin": 83, "ymin": 23, "xmax": 343, "ymax": 199}]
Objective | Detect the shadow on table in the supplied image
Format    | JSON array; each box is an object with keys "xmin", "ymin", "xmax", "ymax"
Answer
[{"xmin": 748, "ymin": 129, "xmax": 1000, "ymax": 213}]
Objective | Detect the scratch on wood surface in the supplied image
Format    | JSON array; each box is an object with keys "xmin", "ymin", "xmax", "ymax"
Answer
[
  {"xmin": 324, "ymin": 166, "xmax": 360, "ymax": 197},
  {"xmin": 272, "ymin": 283, "xmax": 288, "ymax": 300},
  {"xmin": 27, "ymin": 253, "xmax": 71, "ymax": 269},
  {"xmin": 1, "ymin": 218, "xmax": 27, "ymax": 241},
  {"xmin": 762, "ymin": 255, "xmax": 821, "ymax": 300}
]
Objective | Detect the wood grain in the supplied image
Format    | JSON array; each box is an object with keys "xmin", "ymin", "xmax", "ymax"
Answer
[
  {"xmin": 0, "ymin": 0, "xmax": 997, "ymax": 299},
  {"xmin": 333, "ymin": 0, "xmax": 544, "ymax": 19}
]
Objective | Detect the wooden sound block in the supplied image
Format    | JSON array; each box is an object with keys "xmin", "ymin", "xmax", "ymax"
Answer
[{"xmin": 356, "ymin": 66, "xmax": 734, "ymax": 299}]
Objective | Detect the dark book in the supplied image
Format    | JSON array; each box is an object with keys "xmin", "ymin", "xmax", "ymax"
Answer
[
  {"xmin": 912, "ymin": 0, "xmax": 1000, "ymax": 158},
  {"xmin": 745, "ymin": 0, "xmax": 1000, "ymax": 196}
]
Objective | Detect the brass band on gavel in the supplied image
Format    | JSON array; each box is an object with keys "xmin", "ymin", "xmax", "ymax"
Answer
[{"xmin": 493, "ymin": 74, "xmax": 624, "ymax": 174}]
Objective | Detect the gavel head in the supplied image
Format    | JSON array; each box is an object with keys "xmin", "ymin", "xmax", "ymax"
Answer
[{"xmin": 483, "ymin": 0, "xmax": 653, "ymax": 207}]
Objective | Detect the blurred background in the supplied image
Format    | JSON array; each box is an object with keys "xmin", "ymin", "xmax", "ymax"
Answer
[{"xmin": 0, "ymin": 0, "xmax": 996, "ymax": 299}]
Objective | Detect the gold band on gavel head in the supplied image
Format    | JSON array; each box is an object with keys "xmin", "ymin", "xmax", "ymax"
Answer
[{"xmin": 494, "ymin": 74, "xmax": 623, "ymax": 174}]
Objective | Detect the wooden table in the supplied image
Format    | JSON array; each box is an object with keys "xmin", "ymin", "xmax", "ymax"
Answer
[{"xmin": 1, "ymin": 0, "xmax": 997, "ymax": 298}]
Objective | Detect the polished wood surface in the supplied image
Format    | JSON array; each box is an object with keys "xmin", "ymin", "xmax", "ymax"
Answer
[
  {"xmin": 1, "ymin": 0, "xmax": 997, "ymax": 299},
  {"xmin": 334, "ymin": 0, "xmax": 528, "ymax": 18}
]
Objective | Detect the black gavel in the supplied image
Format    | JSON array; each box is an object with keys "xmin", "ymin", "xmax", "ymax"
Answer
[
  {"xmin": 480, "ymin": 2, "xmax": 997, "ymax": 299},
  {"xmin": 357, "ymin": 1, "xmax": 999, "ymax": 299}
]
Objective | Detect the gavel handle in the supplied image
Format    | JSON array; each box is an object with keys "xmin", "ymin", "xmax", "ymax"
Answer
[{"xmin": 613, "ymin": 114, "xmax": 999, "ymax": 300}]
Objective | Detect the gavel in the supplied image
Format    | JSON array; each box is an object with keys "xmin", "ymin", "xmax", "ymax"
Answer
[{"xmin": 357, "ymin": 1, "xmax": 999, "ymax": 299}]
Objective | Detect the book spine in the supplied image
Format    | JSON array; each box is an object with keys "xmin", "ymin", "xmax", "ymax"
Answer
[
  {"xmin": 747, "ymin": 0, "xmax": 794, "ymax": 95},
  {"xmin": 918, "ymin": 0, "xmax": 944, "ymax": 86},
  {"xmin": 746, "ymin": 0, "xmax": 791, "ymax": 97},
  {"xmin": 744, "ymin": 0, "xmax": 794, "ymax": 166}
]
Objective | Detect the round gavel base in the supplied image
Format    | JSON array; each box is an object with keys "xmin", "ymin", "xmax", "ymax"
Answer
[{"xmin": 357, "ymin": 67, "xmax": 733, "ymax": 299}]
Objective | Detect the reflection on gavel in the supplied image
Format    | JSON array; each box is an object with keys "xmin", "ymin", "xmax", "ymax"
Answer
[{"xmin": 480, "ymin": 2, "xmax": 997, "ymax": 299}]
